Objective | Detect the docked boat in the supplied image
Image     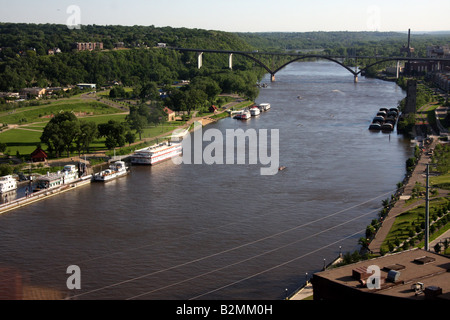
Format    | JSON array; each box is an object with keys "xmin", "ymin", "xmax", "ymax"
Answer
[
  {"xmin": 372, "ymin": 116, "xmax": 385, "ymax": 124},
  {"xmin": 381, "ymin": 123, "xmax": 394, "ymax": 132},
  {"xmin": 258, "ymin": 103, "xmax": 271, "ymax": 111},
  {"xmin": 34, "ymin": 173, "xmax": 64, "ymax": 191},
  {"xmin": 94, "ymin": 161, "xmax": 129, "ymax": 182},
  {"xmin": 62, "ymin": 165, "xmax": 79, "ymax": 183},
  {"xmin": 234, "ymin": 109, "xmax": 251, "ymax": 120},
  {"xmin": 369, "ymin": 123, "xmax": 382, "ymax": 131},
  {"xmin": 250, "ymin": 106, "xmax": 261, "ymax": 116},
  {"xmin": 34, "ymin": 165, "xmax": 79, "ymax": 192},
  {"xmin": 0, "ymin": 175, "xmax": 17, "ymax": 193},
  {"xmin": 241, "ymin": 110, "xmax": 251, "ymax": 120},
  {"xmin": 131, "ymin": 142, "xmax": 182, "ymax": 165}
]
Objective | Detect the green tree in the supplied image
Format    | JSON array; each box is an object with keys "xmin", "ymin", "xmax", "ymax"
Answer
[
  {"xmin": 0, "ymin": 163, "xmax": 13, "ymax": 176},
  {"xmin": 41, "ymin": 112, "xmax": 80, "ymax": 157},
  {"xmin": 125, "ymin": 131, "xmax": 136, "ymax": 146},
  {"xmin": 0, "ymin": 142, "xmax": 7, "ymax": 153},
  {"xmin": 98, "ymin": 120, "xmax": 127, "ymax": 150},
  {"xmin": 75, "ymin": 121, "xmax": 98, "ymax": 155},
  {"xmin": 126, "ymin": 111, "xmax": 147, "ymax": 140}
]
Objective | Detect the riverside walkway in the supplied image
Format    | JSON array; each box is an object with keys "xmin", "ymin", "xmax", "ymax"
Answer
[{"xmin": 368, "ymin": 135, "xmax": 444, "ymax": 255}]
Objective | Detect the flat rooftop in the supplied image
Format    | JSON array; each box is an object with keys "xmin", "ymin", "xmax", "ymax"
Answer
[{"xmin": 313, "ymin": 248, "xmax": 450, "ymax": 300}]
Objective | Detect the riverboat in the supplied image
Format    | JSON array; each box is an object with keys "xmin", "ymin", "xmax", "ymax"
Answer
[
  {"xmin": 250, "ymin": 106, "xmax": 261, "ymax": 116},
  {"xmin": 62, "ymin": 165, "xmax": 79, "ymax": 183},
  {"xmin": 259, "ymin": 103, "xmax": 271, "ymax": 111},
  {"xmin": 0, "ymin": 175, "xmax": 17, "ymax": 193},
  {"xmin": 240, "ymin": 110, "xmax": 251, "ymax": 120},
  {"xmin": 131, "ymin": 142, "xmax": 182, "ymax": 165},
  {"xmin": 234, "ymin": 109, "xmax": 251, "ymax": 120},
  {"xmin": 34, "ymin": 165, "xmax": 79, "ymax": 192},
  {"xmin": 94, "ymin": 161, "xmax": 129, "ymax": 182}
]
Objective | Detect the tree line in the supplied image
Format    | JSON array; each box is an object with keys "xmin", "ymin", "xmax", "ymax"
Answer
[{"xmin": 40, "ymin": 106, "xmax": 166, "ymax": 158}]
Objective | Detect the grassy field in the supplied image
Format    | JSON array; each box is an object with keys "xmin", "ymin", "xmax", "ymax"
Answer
[
  {"xmin": 381, "ymin": 197, "xmax": 450, "ymax": 253},
  {"xmin": 0, "ymin": 100, "xmax": 120, "ymax": 125},
  {"xmin": 0, "ymin": 93, "xmax": 245, "ymax": 159},
  {"xmin": 0, "ymin": 97, "xmax": 127, "ymax": 156},
  {"xmin": 0, "ymin": 128, "xmax": 42, "ymax": 156}
]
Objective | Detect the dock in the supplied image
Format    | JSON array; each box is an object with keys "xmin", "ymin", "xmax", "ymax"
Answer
[{"xmin": 0, "ymin": 176, "xmax": 92, "ymax": 215}]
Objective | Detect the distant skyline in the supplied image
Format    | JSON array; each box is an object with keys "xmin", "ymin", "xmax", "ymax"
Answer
[{"xmin": 1, "ymin": 0, "xmax": 449, "ymax": 33}]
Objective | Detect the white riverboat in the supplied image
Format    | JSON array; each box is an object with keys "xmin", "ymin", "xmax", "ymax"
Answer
[
  {"xmin": 0, "ymin": 175, "xmax": 17, "ymax": 193},
  {"xmin": 234, "ymin": 109, "xmax": 251, "ymax": 120},
  {"xmin": 131, "ymin": 142, "xmax": 182, "ymax": 165},
  {"xmin": 250, "ymin": 106, "xmax": 261, "ymax": 116},
  {"xmin": 94, "ymin": 161, "xmax": 129, "ymax": 182},
  {"xmin": 62, "ymin": 165, "xmax": 79, "ymax": 183},
  {"xmin": 258, "ymin": 103, "xmax": 271, "ymax": 111},
  {"xmin": 34, "ymin": 165, "xmax": 79, "ymax": 191}
]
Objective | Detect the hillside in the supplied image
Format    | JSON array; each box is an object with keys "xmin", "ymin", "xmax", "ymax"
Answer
[
  {"xmin": 0, "ymin": 23, "xmax": 260, "ymax": 91},
  {"xmin": 236, "ymin": 31, "xmax": 450, "ymax": 56}
]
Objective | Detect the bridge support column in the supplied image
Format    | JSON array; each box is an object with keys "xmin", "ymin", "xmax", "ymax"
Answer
[
  {"xmin": 198, "ymin": 52, "xmax": 203, "ymax": 69},
  {"xmin": 229, "ymin": 53, "xmax": 233, "ymax": 70},
  {"xmin": 396, "ymin": 60, "xmax": 400, "ymax": 79},
  {"xmin": 354, "ymin": 75, "xmax": 358, "ymax": 83},
  {"xmin": 271, "ymin": 74, "xmax": 276, "ymax": 82}
]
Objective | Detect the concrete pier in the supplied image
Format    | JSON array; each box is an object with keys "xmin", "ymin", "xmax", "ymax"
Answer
[{"xmin": 0, "ymin": 176, "xmax": 92, "ymax": 215}]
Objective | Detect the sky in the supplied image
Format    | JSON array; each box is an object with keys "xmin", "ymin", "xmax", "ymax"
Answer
[{"xmin": 0, "ymin": 0, "xmax": 449, "ymax": 33}]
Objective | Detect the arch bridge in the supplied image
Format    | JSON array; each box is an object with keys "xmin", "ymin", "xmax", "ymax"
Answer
[{"xmin": 171, "ymin": 47, "xmax": 450, "ymax": 83}]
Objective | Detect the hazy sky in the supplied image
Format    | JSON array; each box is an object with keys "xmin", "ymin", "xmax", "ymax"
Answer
[{"xmin": 1, "ymin": 0, "xmax": 449, "ymax": 32}]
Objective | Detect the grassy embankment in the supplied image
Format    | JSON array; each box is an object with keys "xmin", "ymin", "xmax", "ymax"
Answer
[
  {"xmin": 380, "ymin": 126, "xmax": 450, "ymax": 255},
  {"xmin": 0, "ymin": 92, "xmax": 253, "ymax": 161}
]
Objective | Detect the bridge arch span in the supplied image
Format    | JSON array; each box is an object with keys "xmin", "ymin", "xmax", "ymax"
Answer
[
  {"xmin": 232, "ymin": 52, "xmax": 273, "ymax": 75},
  {"xmin": 272, "ymin": 55, "xmax": 357, "ymax": 77},
  {"xmin": 357, "ymin": 58, "xmax": 403, "ymax": 75}
]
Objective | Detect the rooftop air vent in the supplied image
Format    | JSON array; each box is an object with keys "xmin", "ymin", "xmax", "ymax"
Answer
[
  {"xmin": 383, "ymin": 264, "xmax": 406, "ymax": 272},
  {"xmin": 413, "ymin": 256, "xmax": 436, "ymax": 265},
  {"xmin": 387, "ymin": 270, "xmax": 401, "ymax": 282}
]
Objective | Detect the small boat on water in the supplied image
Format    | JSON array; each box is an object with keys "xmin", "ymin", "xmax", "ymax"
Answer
[
  {"xmin": 234, "ymin": 109, "xmax": 251, "ymax": 120},
  {"xmin": 0, "ymin": 175, "xmax": 17, "ymax": 193},
  {"xmin": 250, "ymin": 106, "xmax": 261, "ymax": 116},
  {"xmin": 241, "ymin": 110, "xmax": 251, "ymax": 120},
  {"xmin": 258, "ymin": 103, "xmax": 271, "ymax": 111},
  {"xmin": 94, "ymin": 161, "xmax": 129, "ymax": 182}
]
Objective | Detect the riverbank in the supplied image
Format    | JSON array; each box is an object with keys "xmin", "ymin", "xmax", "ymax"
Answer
[
  {"xmin": 367, "ymin": 136, "xmax": 442, "ymax": 255},
  {"xmin": 0, "ymin": 97, "xmax": 255, "ymax": 215},
  {"xmin": 0, "ymin": 175, "xmax": 92, "ymax": 215}
]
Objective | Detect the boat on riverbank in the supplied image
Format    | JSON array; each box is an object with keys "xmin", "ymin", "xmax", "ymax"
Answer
[
  {"xmin": 0, "ymin": 175, "xmax": 17, "ymax": 194},
  {"xmin": 94, "ymin": 161, "xmax": 129, "ymax": 182},
  {"xmin": 131, "ymin": 142, "xmax": 182, "ymax": 165}
]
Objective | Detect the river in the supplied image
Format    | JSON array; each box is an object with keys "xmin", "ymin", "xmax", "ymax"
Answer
[{"xmin": 0, "ymin": 61, "xmax": 412, "ymax": 300}]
